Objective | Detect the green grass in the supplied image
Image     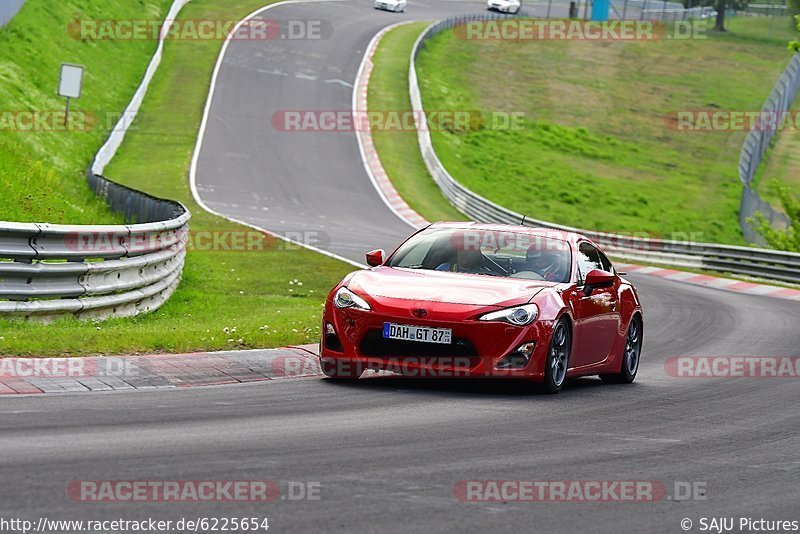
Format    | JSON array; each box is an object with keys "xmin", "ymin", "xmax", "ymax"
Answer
[
  {"xmin": 0, "ymin": 0, "xmax": 353, "ymax": 356},
  {"xmin": 368, "ymin": 21, "xmax": 466, "ymax": 222},
  {"xmin": 410, "ymin": 16, "xmax": 800, "ymax": 245},
  {"xmin": 724, "ymin": 14, "xmax": 799, "ymax": 44},
  {"xmin": 0, "ymin": 0, "xmax": 178, "ymax": 224}
]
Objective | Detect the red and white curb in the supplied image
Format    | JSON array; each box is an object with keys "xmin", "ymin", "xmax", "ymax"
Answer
[
  {"xmin": 354, "ymin": 22, "xmax": 429, "ymax": 229},
  {"xmin": 0, "ymin": 345, "xmax": 324, "ymax": 395},
  {"xmin": 617, "ymin": 263, "xmax": 800, "ymax": 302}
]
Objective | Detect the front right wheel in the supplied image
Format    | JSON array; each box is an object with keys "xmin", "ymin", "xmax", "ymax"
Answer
[
  {"xmin": 320, "ymin": 358, "xmax": 362, "ymax": 381},
  {"xmin": 540, "ymin": 318, "xmax": 571, "ymax": 394}
]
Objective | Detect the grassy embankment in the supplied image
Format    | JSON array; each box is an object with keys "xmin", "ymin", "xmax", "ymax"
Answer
[
  {"xmin": 0, "ymin": 0, "xmax": 352, "ymax": 356},
  {"xmin": 372, "ymin": 16, "xmax": 798, "ymax": 245}
]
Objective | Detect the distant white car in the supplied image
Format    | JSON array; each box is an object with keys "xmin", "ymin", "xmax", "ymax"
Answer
[
  {"xmin": 487, "ymin": 0, "xmax": 521, "ymax": 14},
  {"xmin": 699, "ymin": 7, "xmax": 718, "ymax": 19},
  {"xmin": 375, "ymin": 0, "xmax": 407, "ymax": 12}
]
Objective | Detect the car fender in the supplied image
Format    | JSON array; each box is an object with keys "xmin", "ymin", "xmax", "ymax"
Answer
[
  {"xmin": 619, "ymin": 282, "xmax": 642, "ymax": 333},
  {"xmin": 533, "ymin": 288, "xmax": 572, "ymax": 324}
]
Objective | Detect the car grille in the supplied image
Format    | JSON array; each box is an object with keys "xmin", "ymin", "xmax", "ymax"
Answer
[{"xmin": 359, "ymin": 330, "xmax": 480, "ymax": 367}]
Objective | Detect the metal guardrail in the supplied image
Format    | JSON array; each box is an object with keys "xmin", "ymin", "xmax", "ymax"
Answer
[
  {"xmin": 0, "ymin": 176, "xmax": 190, "ymax": 321},
  {"xmin": 409, "ymin": 14, "xmax": 800, "ymax": 284},
  {"xmin": 0, "ymin": 0, "xmax": 193, "ymax": 321}
]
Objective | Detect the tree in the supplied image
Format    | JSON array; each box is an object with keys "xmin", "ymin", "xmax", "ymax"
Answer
[
  {"xmin": 714, "ymin": 0, "xmax": 726, "ymax": 31},
  {"xmin": 752, "ymin": 183, "xmax": 800, "ymax": 252},
  {"xmin": 790, "ymin": 14, "xmax": 800, "ymax": 52},
  {"xmin": 704, "ymin": 0, "xmax": 748, "ymax": 31}
]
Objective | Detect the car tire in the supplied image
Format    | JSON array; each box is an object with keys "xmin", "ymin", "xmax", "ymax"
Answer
[
  {"xmin": 321, "ymin": 358, "xmax": 362, "ymax": 380},
  {"xmin": 600, "ymin": 314, "xmax": 642, "ymax": 384},
  {"xmin": 540, "ymin": 318, "xmax": 571, "ymax": 394}
]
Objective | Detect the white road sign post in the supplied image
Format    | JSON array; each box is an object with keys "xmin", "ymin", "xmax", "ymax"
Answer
[{"xmin": 58, "ymin": 63, "xmax": 84, "ymax": 127}]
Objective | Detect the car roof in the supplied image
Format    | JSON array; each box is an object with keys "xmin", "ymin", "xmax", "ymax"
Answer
[{"xmin": 428, "ymin": 221, "xmax": 589, "ymax": 246}]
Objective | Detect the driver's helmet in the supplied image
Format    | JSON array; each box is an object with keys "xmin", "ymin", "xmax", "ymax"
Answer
[
  {"xmin": 526, "ymin": 245, "xmax": 561, "ymax": 271},
  {"xmin": 450, "ymin": 230, "xmax": 482, "ymax": 269}
]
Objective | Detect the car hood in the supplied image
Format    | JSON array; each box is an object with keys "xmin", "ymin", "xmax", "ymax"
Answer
[{"xmin": 348, "ymin": 267, "xmax": 551, "ymax": 307}]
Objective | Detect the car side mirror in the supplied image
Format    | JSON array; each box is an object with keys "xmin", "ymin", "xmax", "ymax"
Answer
[
  {"xmin": 366, "ymin": 249, "xmax": 385, "ymax": 267},
  {"xmin": 583, "ymin": 269, "xmax": 615, "ymax": 296}
]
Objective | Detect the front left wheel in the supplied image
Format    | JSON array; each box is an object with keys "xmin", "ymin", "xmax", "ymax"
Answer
[{"xmin": 600, "ymin": 314, "xmax": 642, "ymax": 384}]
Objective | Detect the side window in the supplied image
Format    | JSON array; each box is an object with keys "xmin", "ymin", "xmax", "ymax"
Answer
[
  {"xmin": 576, "ymin": 242, "xmax": 603, "ymax": 283},
  {"xmin": 598, "ymin": 250, "xmax": 613, "ymax": 273}
]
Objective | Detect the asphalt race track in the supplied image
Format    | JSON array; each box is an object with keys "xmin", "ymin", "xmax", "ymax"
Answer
[
  {"xmin": 193, "ymin": 0, "xmax": 559, "ymax": 259},
  {"xmin": 2, "ymin": 1, "xmax": 800, "ymax": 533}
]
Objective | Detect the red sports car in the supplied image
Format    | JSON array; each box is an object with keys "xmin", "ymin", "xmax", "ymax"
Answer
[{"xmin": 319, "ymin": 223, "xmax": 643, "ymax": 393}]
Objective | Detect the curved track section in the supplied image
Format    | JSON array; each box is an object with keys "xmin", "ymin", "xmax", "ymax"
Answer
[
  {"xmin": 192, "ymin": 0, "xmax": 487, "ymax": 260},
  {"xmin": 2, "ymin": 2, "xmax": 799, "ymax": 532}
]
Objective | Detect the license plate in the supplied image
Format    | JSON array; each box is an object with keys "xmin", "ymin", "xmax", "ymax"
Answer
[{"xmin": 383, "ymin": 323, "xmax": 452, "ymax": 344}]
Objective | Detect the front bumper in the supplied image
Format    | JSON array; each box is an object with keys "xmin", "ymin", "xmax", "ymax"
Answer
[{"xmin": 319, "ymin": 298, "xmax": 554, "ymax": 380}]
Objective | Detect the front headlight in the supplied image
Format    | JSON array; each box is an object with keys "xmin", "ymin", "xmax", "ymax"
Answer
[
  {"xmin": 333, "ymin": 286, "xmax": 371, "ymax": 311},
  {"xmin": 479, "ymin": 303, "xmax": 538, "ymax": 326}
]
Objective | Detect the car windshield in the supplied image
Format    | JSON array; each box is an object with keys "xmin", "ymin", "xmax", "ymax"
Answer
[{"xmin": 388, "ymin": 227, "xmax": 572, "ymax": 282}]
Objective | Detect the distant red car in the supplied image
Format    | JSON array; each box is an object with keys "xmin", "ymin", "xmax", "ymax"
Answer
[{"xmin": 319, "ymin": 223, "xmax": 643, "ymax": 393}]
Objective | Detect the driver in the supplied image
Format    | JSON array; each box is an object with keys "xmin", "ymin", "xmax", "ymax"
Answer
[
  {"xmin": 525, "ymin": 246, "xmax": 564, "ymax": 282},
  {"xmin": 436, "ymin": 233, "xmax": 494, "ymax": 274}
]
